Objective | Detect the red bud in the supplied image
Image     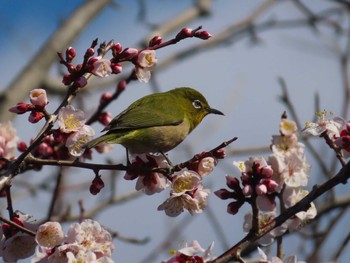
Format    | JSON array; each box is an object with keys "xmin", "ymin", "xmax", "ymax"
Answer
[
  {"xmin": 149, "ymin": 36, "xmax": 162, "ymax": 47},
  {"xmin": 9, "ymin": 102, "xmax": 31, "ymax": 114}
]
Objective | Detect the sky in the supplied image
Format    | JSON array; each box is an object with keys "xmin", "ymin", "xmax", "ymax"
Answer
[{"xmin": 0, "ymin": 1, "xmax": 349, "ymax": 262}]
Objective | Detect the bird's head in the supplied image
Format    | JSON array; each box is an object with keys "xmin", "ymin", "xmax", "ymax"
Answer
[{"xmin": 170, "ymin": 87, "xmax": 224, "ymax": 130}]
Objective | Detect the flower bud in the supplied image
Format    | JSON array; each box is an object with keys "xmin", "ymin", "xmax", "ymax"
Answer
[
  {"xmin": 149, "ymin": 36, "xmax": 162, "ymax": 47},
  {"xmin": 112, "ymin": 43, "xmax": 122, "ymax": 57},
  {"xmin": 28, "ymin": 111, "xmax": 44, "ymax": 123},
  {"xmin": 90, "ymin": 175, "xmax": 105, "ymax": 195},
  {"xmin": 255, "ymin": 184, "xmax": 267, "ymax": 195},
  {"xmin": 98, "ymin": 112, "xmax": 112, "ymax": 126},
  {"xmin": 119, "ymin": 48, "xmax": 138, "ymax": 60},
  {"xmin": 30, "ymin": 89, "xmax": 48, "ymax": 108},
  {"xmin": 176, "ymin": 28, "xmax": 193, "ymax": 40},
  {"xmin": 85, "ymin": 47, "xmax": 95, "ymax": 58},
  {"xmin": 242, "ymin": 185, "xmax": 252, "ymax": 196},
  {"xmin": 17, "ymin": 141, "xmax": 27, "ymax": 152},
  {"xmin": 117, "ymin": 80, "xmax": 127, "ymax": 93},
  {"xmin": 194, "ymin": 31, "xmax": 212, "ymax": 40},
  {"xmin": 62, "ymin": 74, "xmax": 73, "ymax": 86},
  {"xmin": 36, "ymin": 142, "xmax": 53, "ymax": 157},
  {"xmin": 65, "ymin": 46, "xmax": 76, "ymax": 62},
  {"xmin": 264, "ymin": 179, "xmax": 279, "ymax": 192},
  {"xmin": 111, "ymin": 63, "xmax": 122, "ymax": 74},
  {"xmin": 9, "ymin": 102, "xmax": 31, "ymax": 114},
  {"xmin": 100, "ymin": 92, "xmax": 113, "ymax": 104}
]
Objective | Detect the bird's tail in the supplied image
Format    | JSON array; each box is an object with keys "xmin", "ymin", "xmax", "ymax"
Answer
[{"xmin": 85, "ymin": 133, "xmax": 116, "ymax": 149}]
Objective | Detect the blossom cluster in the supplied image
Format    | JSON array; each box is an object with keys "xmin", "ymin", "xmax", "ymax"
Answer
[
  {"xmin": 32, "ymin": 219, "xmax": 115, "ymax": 262},
  {"xmin": 124, "ymin": 153, "xmax": 221, "ymax": 217},
  {"xmin": 215, "ymin": 116, "xmax": 317, "ymax": 245}
]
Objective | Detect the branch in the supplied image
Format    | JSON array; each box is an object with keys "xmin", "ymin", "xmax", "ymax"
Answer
[{"xmin": 0, "ymin": 0, "xmax": 112, "ymax": 121}]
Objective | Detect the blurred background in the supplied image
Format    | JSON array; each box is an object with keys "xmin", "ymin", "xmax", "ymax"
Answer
[{"xmin": 1, "ymin": 0, "xmax": 350, "ymax": 262}]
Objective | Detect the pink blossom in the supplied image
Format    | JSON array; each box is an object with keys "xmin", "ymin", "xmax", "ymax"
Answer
[
  {"xmin": 91, "ymin": 57, "xmax": 112, "ymax": 78},
  {"xmin": 197, "ymin": 157, "xmax": 217, "ymax": 176},
  {"xmin": 0, "ymin": 211, "xmax": 37, "ymax": 262},
  {"xmin": 302, "ymin": 110, "xmax": 344, "ymax": 138},
  {"xmin": 66, "ymin": 125, "xmax": 95, "ymax": 157},
  {"xmin": 125, "ymin": 154, "xmax": 170, "ymax": 195},
  {"xmin": 158, "ymin": 170, "xmax": 210, "ymax": 216},
  {"xmin": 57, "ymin": 105, "xmax": 86, "ymax": 133},
  {"xmin": 30, "ymin": 89, "xmax": 48, "ymax": 107},
  {"xmin": 135, "ymin": 50, "xmax": 157, "ymax": 83},
  {"xmin": 35, "ymin": 222, "xmax": 64, "ymax": 249}
]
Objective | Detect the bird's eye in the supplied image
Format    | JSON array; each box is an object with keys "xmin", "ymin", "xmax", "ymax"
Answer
[{"xmin": 192, "ymin": 100, "xmax": 202, "ymax": 109}]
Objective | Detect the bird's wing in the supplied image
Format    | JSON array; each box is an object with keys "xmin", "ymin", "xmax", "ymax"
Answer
[{"xmin": 103, "ymin": 93, "xmax": 184, "ymax": 132}]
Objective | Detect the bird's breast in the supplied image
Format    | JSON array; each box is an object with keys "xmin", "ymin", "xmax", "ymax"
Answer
[{"xmin": 121, "ymin": 120, "xmax": 191, "ymax": 154}]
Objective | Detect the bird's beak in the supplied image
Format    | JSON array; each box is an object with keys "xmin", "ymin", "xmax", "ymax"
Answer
[{"xmin": 208, "ymin": 107, "xmax": 224, "ymax": 115}]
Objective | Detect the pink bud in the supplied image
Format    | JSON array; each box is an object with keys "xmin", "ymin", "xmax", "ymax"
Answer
[
  {"xmin": 90, "ymin": 176, "xmax": 105, "ymax": 195},
  {"xmin": 100, "ymin": 92, "xmax": 113, "ymax": 104},
  {"xmin": 117, "ymin": 80, "xmax": 127, "ymax": 93},
  {"xmin": 242, "ymin": 185, "xmax": 252, "ymax": 196},
  {"xmin": 74, "ymin": 76, "xmax": 87, "ymax": 88},
  {"xmin": 28, "ymin": 111, "xmax": 44, "ymax": 123},
  {"xmin": 9, "ymin": 102, "xmax": 31, "ymax": 114},
  {"xmin": 30, "ymin": 89, "xmax": 48, "ymax": 108},
  {"xmin": 52, "ymin": 130, "xmax": 66, "ymax": 143},
  {"xmin": 176, "ymin": 28, "xmax": 193, "ymax": 40},
  {"xmin": 255, "ymin": 184, "xmax": 267, "ymax": 195},
  {"xmin": 194, "ymin": 31, "xmax": 212, "ymax": 40},
  {"xmin": 119, "ymin": 48, "xmax": 138, "ymax": 60},
  {"xmin": 62, "ymin": 74, "xmax": 73, "ymax": 85},
  {"xmin": 227, "ymin": 200, "xmax": 243, "ymax": 215},
  {"xmin": 36, "ymin": 142, "xmax": 53, "ymax": 157},
  {"xmin": 65, "ymin": 47, "xmax": 76, "ymax": 61},
  {"xmin": 98, "ymin": 112, "xmax": 112, "ymax": 126},
  {"xmin": 260, "ymin": 166, "xmax": 273, "ymax": 178},
  {"xmin": 17, "ymin": 141, "xmax": 27, "ymax": 152},
  {"xmin": 149, "ymin": 36, "xmax": 162, "ymax": 47},
  {"xmin": 264, "ymin": 179, "xmax": 279, "ymax": 192},
  {"xmin": 85, "ymin": 47, "xmax": 95, "ymax": 58},
  {"xmin": 214, "ymin": 189, "xmax": 232, "ymax": 200},
  {"xmin": 111, "ymin": 63, "xmax": 122, "ymax": 74},
  {"xmin": 112, "ymin": 43, "xmax": 122, "ymax": 56}
]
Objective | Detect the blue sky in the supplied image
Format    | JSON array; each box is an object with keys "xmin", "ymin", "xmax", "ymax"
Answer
[{"xmin": 1, "ymin": 1, "xmax": 349, "ymax": 262}]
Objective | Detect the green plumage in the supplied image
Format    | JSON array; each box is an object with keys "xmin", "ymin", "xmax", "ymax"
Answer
[{"xmin": 86, "ymin": 87, "xmax": 223, "ymax": 154}]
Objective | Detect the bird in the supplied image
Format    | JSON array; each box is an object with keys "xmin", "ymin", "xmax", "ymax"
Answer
[{"xmin": 85, "ymin": 87, "xmax": 224, "ymax": 154}]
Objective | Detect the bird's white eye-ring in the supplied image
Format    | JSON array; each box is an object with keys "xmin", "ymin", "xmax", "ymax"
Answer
[{"xmin": 192, "ymin": 100, "xmax": 202, "ymax": 109}]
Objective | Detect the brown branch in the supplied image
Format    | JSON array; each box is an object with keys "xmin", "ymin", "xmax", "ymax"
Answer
[{"xmin": 0, "ymin": 0, "xmax": 112, "ymax": 121}]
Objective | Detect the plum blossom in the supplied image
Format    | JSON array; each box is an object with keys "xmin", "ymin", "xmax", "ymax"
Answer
[
  {"xmin": 66, "ymin": 125, "xmax": 95, "ymax": 157},
  {"xmin": 57, "ymin": 105, "xmax": 86, "ymax": 133},
  {"xmin": 302, "ymin": 110, "xmax": 344, "ymax": 138},
  {"xmin": 30, "ymin": 89, "xmax": 48, "ymax": 108},
  {"xmin": 0, "ymin": 121, "xmax": 18, "ymax": 160},
  {"xmin": 35, "ymin": 222, "xmax": 64, "ymax": 249},
  {"xmin": 0, "ymin": 211, "xmax": 37, "ymax": 262},
  {"xmin": 283, "ymin": 187, "xmax": 317, "ymax": 231},
  {"xmin": 243, "ymin": 211, "xmax": 287, "ymax": 246},
  {"xmin": 162, "ymin": 240, "xmax": 215, "ymax": 263},
  {"xmin": 135, "ymin": 50, "xmax": 157, "ymax": 83},
  {"xmin": 158, "ymin": 170, "xmax": 210, "ymax": 217},
  {"xmin": 197, "ymin": 156, "xmax": 217, "ymax": 176},
  {"xmin": 269, "ymin": 150, "xmax": 310, "ymax": 188},
  {"xmin": 124, "ymin": 154, "xmax": 170, "ymax": 195},
  {"xmin": 91, "ymin": 57, "xmax": 112, "ymax": 78}
]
